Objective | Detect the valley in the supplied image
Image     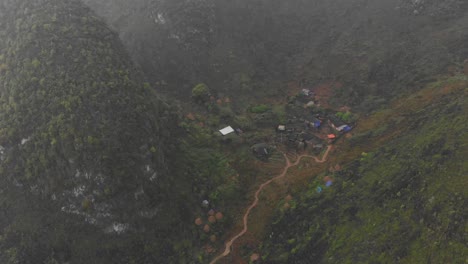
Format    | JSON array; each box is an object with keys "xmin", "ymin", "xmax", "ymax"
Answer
[{"xmin": 0, "ymin": 1, "xmax": 466, "ymax": 263}]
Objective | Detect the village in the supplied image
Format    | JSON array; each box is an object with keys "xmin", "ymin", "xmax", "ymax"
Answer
[
  {"xmin": 189, "ymin": 83, "xmax": 357, "ymax": 260},
  {"xmin": 218, "ymin": 87, "xmax": 354, "ymax": 161}
]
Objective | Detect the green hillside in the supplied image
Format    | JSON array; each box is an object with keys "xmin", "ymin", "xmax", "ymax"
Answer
[
  {"xmin": 261, "ymin": 77, "xmax": 467, "ymax": 263},
  {"xmin": 0, "ymin": 0, "xmax": 191, "ymax": 263}
]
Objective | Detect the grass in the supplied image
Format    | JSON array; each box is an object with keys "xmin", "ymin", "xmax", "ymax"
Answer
[{"xmin": 259, "ymin": 75, "xmax": 467, "ymax": 263}]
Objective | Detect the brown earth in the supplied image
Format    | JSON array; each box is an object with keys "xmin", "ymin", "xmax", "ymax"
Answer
[{"xmin": 312, "ymin": 81, "xmax": 342, "ymax": 109}]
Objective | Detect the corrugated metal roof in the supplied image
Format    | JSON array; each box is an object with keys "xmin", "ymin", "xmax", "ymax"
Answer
[{"xmin": 219, "ymin": 126, "xmax": 234, "ymax": 135}]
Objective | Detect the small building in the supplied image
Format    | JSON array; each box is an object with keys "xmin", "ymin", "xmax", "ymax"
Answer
[
  {"xmin": 294, "ymin": 140, "xmax": 306, "ymax": 151},
  {"xmin": 277, "ymin": 125, "xmax": 286, "ymax": 132},
  {"xmin": 219, "ymin": 126, "xmax": 235, "ymax": 136},
  {"xmin": 328, "ymin": 116, "xmax": 346, "ymax": 131},
  {"xmin": 327, "ymin": 134, "xmax": 336, "ymax": 139},
  {"xmin": 296, "ymin": 89, "xmax": 314, "ymax": 103},
  {"xmin": 0, "ymin": 145, "xmax": 5, "ymax": 161},
  {"xmin": 336, "ymin": 125, "xmax": 352, "ymax": 132},
  {"xmin": 251, "ymin": 143, "xmax": 272, "ymax": 160},
  {"xmin": 301, "ymin": 88, "xmax": 312, "ymax": 96},
  {"xmin": 315, "ymin": 113, "xmax": 326, "ymax": 121},
  {"xmin": 313, "ymin": 143, "xmax": 324, "ymax": 149},
  {"xmin": 307, "ymin": 117, "xmax": 322, "ymax": 128},
  {"xmin": 305, "ymin": 101, "xmax": 315, "ymax": 108},
  {"xmin": 300, "ymin": 132, "xmax": 319, "ymax": 143},
  {"xmin": 300, "ymin": 132, "xmax": 325, "ymax": 151}
]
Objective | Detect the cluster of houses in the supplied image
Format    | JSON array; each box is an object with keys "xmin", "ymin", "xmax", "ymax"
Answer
[
  {"xmin": 275, "ymin": 120, "xmax": 324, "ymax": 152},
  {"xmin": 274, "ymin": 87, "xmax": 353, "ymax": 152},
  {"xmin": 275, "ymin": 113, "xmax": 352, "ymax": 149},
  {"xmin": 214, "ymin": 88, "xmax": 353, "ymax": 160}
]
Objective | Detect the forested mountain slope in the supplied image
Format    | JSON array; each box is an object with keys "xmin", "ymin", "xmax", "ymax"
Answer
[
  {"xmin": 84, "ymin": 0, "xmax": 468, "ymax": 108},
  {"xmin": 261, "ymin": 77, "xmax": 467, "ymax": 263},
  {"xmin": 0, "ymin": 0, "xmax": 191, "ymax": 262},
  {"xmin": 0, "ymin": 0, "xmax": 466, "ymax": 263}
]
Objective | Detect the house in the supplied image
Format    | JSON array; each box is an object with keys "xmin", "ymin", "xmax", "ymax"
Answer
[
  {"xmin": 336, "ymin": 125, "xmax": 352, "ymax": 132},
  {"xmin": 0, "ymin": 145, "xmax": 4, "ymax": 161},
  {"xmin": 300, "ymin": 132, "xmax": 320, "ymax": 143},
  {"xmin": 315, "ymin": 113, "xmax": 326, "ymax": 121},
  {"xmin": 219, "ymin": 126, "xmax": 234, "ymax": 136},
  {"xmin": 251, "ymin": 143, "xmax": 272, "ymax": 160},
  {"xmin": 301, "ymin": 88, "xmax": 312, "ymax": 96},
  {"xmin": 305, "ymin": 101, "xmax": 315, "ymax": 108},
  {"xmin": 313, "ymin": 143, "xmax": 324, "ymax": 150},
  {"xmin": 328, "ymin": 115, "xmax": 346, "ymax": 131},
  {"xmin": 296, "ymin": 89, "xmax": 314, "ymax": 103},
  {"xmin": 284, "ymin": 133, "xmax": 300, "ymax": 148},
  {"xmin": 299, "ymin": 132, "xmax": 325, "ymax": 150},
  {"xmin": 307, "ymin": 117, "xmax": 322, "ymax": 128},
  {"xmin": 297, "ymin": 141, "xmax": 306, "ymax": 151}
]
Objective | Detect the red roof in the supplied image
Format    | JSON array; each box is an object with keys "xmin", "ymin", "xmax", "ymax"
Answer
[{"xmin": 327, "ymin": 134, "xmax": 336, "ymax": 139}]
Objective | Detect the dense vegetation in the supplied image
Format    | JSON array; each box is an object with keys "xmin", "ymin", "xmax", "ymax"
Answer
[
  {"xmin": 0, "ymin": 1, "xmax": 254, "ymax": 263},
  {"xmin": 0, "ymin": 0, "xmax": 194, "ymax": 263},
  {"xmin": 261, "ymin": 78, "xmax": 467, "ymax": 263},
  {"xmin": 0, "ymin": 0, "xmax": 466, "ymax": 263}
]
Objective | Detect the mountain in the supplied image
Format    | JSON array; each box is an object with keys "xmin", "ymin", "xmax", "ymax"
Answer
[
  {"xmin": 84, "ymin": 0, "xmax": 468, "ymax": 109},
  {"xmin": 0, "ymin": 0, "xmax": 466, "ymax": 263},
  {"xmin": 0, "ymin": 0, "xmax": 190, "ymax": 263}
]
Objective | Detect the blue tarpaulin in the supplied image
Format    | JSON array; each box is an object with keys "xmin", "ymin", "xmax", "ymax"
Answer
[{"xmin": 343, "ymin": 125, "xmax": 352, "ymax": 132}]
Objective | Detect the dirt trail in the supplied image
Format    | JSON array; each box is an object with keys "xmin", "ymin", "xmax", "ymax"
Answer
[{"xmin": 210, "ymin": 146, "xmax": 332, "ymax": 264}]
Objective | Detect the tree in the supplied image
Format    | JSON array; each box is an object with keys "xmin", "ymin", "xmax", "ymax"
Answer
[{"xmin": 191, "ymin": 83, "xmax": 210, "ymax": 102}]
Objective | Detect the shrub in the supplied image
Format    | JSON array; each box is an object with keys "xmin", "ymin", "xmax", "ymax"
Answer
[
  {"xmin": 250, "ymin": 104, "xmax": 270, "ymax": 113},
  {"xmin": 272, "ymin": 105, "xmax": 287, "ymax": 123}
]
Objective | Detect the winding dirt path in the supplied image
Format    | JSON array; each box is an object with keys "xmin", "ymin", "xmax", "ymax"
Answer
[{"xmin": 210, "ymin": 146, "xmax": 332, "ymax": 264}]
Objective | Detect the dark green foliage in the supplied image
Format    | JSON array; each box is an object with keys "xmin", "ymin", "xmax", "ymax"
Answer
[
  {"xmin": 335, "ymin": 111, "xmax": 356, "ymax": 123},
  {"xmin": 249, "ymin": 104, "xmax": 270, "ymax": 114},
  {"xmin": 261, "ymin": 91, "xmax": 467, "ymax": 263},
  {"xmin": 0, "ymin": 1, "xmax": 199, "ymax": 263},
  {"xmin": 177, "ymin": 117, "xmax": 245, "ymax": 206}
]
